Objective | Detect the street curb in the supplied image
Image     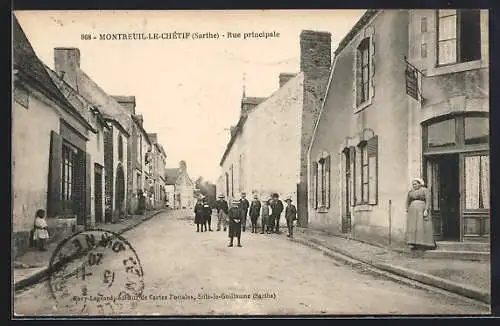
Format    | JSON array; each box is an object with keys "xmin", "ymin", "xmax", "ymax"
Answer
[
  {"xmin": 290, "ymin": 236, "xmax": 491, "ymax": 307},
  {"xmin": 13, "ymin": 210, "xmax": 166, "ymax": 292}
]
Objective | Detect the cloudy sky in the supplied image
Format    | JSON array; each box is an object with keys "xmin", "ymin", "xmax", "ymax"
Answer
[{"xmin": 14, "ymin": 10, "xmax": 364, "ymax": 183}]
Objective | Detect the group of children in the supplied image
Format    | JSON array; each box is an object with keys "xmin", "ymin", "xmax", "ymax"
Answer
[{"xmin": 203, "ymin": 192, "xmax": 298, "ymax": 248}]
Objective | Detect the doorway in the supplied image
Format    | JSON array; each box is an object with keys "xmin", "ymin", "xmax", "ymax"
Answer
[
  {"xmin": 94, "ymin": 164, "xmax": 103, "ymax": 224},
  {"xmin": 427, "ymin": 154, "xmax": 460, "ymax": 241}
]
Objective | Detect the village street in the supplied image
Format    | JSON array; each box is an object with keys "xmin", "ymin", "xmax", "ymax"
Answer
[{"xmin": 14, "ymin": 209, "xmax": 488, "ymax": 316}]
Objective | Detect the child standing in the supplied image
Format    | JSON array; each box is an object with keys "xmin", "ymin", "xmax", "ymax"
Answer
[
  {"xmin": 33, "ymin": 209, "xmax": 49, "ymax": 251},
  {"xmin": 228, "ymin": 199, "xmax": 243, "ymax": 247},
  {"xmin": 284, "ymin": 197, "xmax": 297, "ymax": 238}
]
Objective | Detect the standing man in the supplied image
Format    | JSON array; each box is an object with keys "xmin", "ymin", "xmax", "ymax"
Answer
[
  {"xmin": 239, "ymin": 192, "xmax": 250, "ymax": 232},
  {"xmin": 249, "ymin": 194, "xmax": 262, "ymax": 233},
  {"xmin": 215, "ymin": 194, "xmax": 229, "ymax": 231},
  {"xmin": 260, "ymin": 197, "xmax": 272, "ymax": 234},
  {"xmin": 284, "ymin": 196, "xmax": 297, "ymax": 238},
  {"xmin": 202, "ymin": 196, "xmax": 213, "ymax": 232},
  {"xmin": 270, "ymin": 193, "xmax": 284, "ymax": 234},
  {"xmin": 228, "ymin": 199, "xmax": 243, "ymax": 247},
  {"xmin": 194, "ymin": 197, "xmax": 204, "ymax": 232}
]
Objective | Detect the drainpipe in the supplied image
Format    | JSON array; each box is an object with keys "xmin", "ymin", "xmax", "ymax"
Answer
[{"xmin": 388, "ymin": 199, "xmax": 392, "ymax": 246}]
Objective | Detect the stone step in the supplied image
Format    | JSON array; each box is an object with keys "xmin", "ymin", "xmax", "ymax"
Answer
[
  {"xmin": 436, "ymin": 241, "xmax": 490, "ymax": 253},
  {"xmin": 419, "ymin": 250, "xmax": 490, "ymax": 262}
]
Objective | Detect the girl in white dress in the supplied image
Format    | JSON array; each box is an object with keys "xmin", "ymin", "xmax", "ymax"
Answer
[{"xmin": 33, "ymin": 209, "xmax": 49, "ymax": 251}]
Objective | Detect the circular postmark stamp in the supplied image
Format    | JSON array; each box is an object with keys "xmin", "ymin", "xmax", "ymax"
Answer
[{"xmin": 48, "ymin": 229, "xmax": 145, "ymax": 315}]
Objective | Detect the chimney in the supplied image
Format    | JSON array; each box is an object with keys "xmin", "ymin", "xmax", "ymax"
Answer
[
  {"xmin": 112, "ymin": 95, "xmax": 136, "ymax": 115},
  {"xmin": 300, "ymin": 30, "xmax": 332, "ymax": 77},
  {"xmin": 279, "ymin": 73, "xmax": 297, "ymax": 88},
  {"xmin": 54, "ymin": 47, "xmax": 81, "ymax": 91},
  {"xmin": 241, "ymin": 97, "xmax": 266, "ymax": 117},
  {"xmin": 135, "ymin": 114, "xmax": 144, "ymax": 127}
]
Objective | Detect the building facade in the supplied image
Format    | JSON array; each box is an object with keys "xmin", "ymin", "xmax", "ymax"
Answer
[
  {"xmin": 308, "ymin": 9, "xmax": 489, "ymax": 248},
  {"xmin": 219, "ymin": 30, "xmax": 331, "ymax": 221},
  {"xmin": 53, "ymin": 47, "xmax": 131, "ymax": 222},
  {"xmin": 165, "ymin": 161, "xmax": 195, "ymax": 209},
  {"xmin": 12, "ymin": 17, "xmax": 96, "ymax": 256}
]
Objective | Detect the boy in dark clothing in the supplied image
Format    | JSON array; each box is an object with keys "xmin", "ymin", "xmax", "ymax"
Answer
[
  {"xmin": 228, "ymin": 199, "xmax": 243, "ymax": 247},
  {"xmin": 194, "ymin": 199, "xmax": 204, "ymax": 232},
  {"xmin": 249, "ymin": 194, "xmax": 262, "ymax": 233},
  {"xmin": 270, "ymin": 193, "xmax": 284, "ymax": 234},
  {"xmin": 284, "ymin": 197, "xmax": 297, "ymax": 238}
]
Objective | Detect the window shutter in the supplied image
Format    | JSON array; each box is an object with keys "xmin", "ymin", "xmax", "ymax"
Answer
[
  {"xmin": 349, "ymin": 147, "xmax": 356, "ymax": 205},
  {"xmin": 312, "ymin": 161, "xmax": 318, "ymax": 209},
  {"xmin": 367, "ymin": 136, "xmax": 378, "ymax": 205},
  {"xmin": 355, "ymin": 146, "xmax": 362, "ymax": 205},
  {"xmin": 325, "ymin": 155, "xmax": 331, "ymax": 208},
  {"xmin": 355, "ymin": 49, "xmax": 363, "ymax": 106},
  {"xmin": 85, "ymin": 152, "xmax": 92, "ymax": 222},
  {"xmin": 47, "ymin": 131, "xmax": 62, "ymax": 217}
]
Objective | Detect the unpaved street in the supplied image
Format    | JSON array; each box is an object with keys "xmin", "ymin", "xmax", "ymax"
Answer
[{"xmin": 14, "ymin": 209, "xmax": 488, "ymax": 316}]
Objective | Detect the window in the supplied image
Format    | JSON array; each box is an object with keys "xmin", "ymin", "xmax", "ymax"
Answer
[
  {"xmin": 464, "ymin": 155, "xmax": 489, "ymax": 210},
  {"xmin": 427, "ymin": 118, "xmax": 456, "ymax": 148},
  {"xmin": 96, "ymin": 131, "xmax": 101, "ymax": 151},
  {"xmin": 137, "ymin": 172, "xmax": 141, "ymax": 190},
  {"xmin": 464, "ymin": 116, "xmax": 489, "ymax": 145},
  {"xmin": 356, "ymin": 136, "xmax": 378, "ymax": 205},
  {"xmin": 61, "ymin": 142, "xmax": 77, "ymax": 212},
  {"xmin": 421, "ymin": 17, "xmax": 428, "ymax": 33},
  {"xmin": 118, "ymin": 135, "xmax": 124, "ymax": 161},
  {"xmin": 356, "ymin": 38, "xmax": 371, "ymax": 106},
  {"xmin": 421, "ymin": 43, "xmax": 428, "ymax": 58},
  {"xmin": 225, "ymin": 172, "xmax": 229, "ymax": 197},
  {"xmin": 437, "ymin": 9, "xmax": 481, "ymax": 65},
  {"xmin": 313, "ymin": 154, "xmax": 331, "ymax": 209}
]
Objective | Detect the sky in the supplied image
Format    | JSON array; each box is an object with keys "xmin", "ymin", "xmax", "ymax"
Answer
[{"xmin": 14, "ymin": 10, "xmax": 365, "ymax": 183}]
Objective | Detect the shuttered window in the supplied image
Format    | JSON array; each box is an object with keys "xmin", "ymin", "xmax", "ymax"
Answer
[
  {"xmin": 349, "ymin": 147, "xmax": 356, "ymax": 205},
  {"xmin": 367, "ymin": 136, "xmax": 378, "ymax": 205},
  {"xmin": 312, "ymin": 161, "xmax": 318, "ymax": 209},
  {"xmin": 61, "ymin": 142, "xmax": 77, "ymax": 213},
  {"xmin": 356, "ymin": 38, "xmax": 371, "ymax": 107},
  {"xmin": 48, "ymin": 131, "xmax": 62, "ymax": 217},
  {"xmin": 356, "ymin": 136, "xmax": 378, "ymax": 205}
]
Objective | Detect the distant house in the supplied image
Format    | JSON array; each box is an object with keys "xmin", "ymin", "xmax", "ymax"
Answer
[{"xmin": 165, "ymin": 161, "xmax": 195, "ymax": 209}]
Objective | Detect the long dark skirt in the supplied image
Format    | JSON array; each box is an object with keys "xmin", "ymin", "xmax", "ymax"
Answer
[
  {"xmin": 406, "ymin": 200, "xmax": 436, "ymax": 248},
  {"xmin": 228, "ymin": 221, "xmax": 241, "ymax": 238},
  {"xmin": 195, "ymin": 213, "xmax": 203, "ymax": 224}
]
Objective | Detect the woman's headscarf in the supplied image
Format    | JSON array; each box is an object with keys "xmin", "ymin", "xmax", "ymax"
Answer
[{"xmin": 412, "ymin": 178, "xmax": 425, "ymax": 186}]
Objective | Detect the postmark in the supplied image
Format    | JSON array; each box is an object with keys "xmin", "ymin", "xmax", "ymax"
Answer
[{"xmin": 48, "ymin": 229, "xmax": 145, "ymax": 315}]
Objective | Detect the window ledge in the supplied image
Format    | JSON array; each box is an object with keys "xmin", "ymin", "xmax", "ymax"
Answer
[
  {"xmin": 316, "ymin": 206, "xmax": 329, "ymax": 213},
  {"xmin": 427, "ymin": 60, "xmax": 486, "ymax": 77},
  {"xmin": 354, "ymin": 204, "xmax": 373, "ymax": 212},
  {"xmin": 353, "ymin": 98, "xmax": 373, "ymax": 114}
]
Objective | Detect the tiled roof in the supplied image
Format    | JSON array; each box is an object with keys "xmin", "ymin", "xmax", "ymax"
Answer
[
  {"xmin": 13, "ymin": 15, "xmax": 92, "ymax": 130},
  {"xmin": 165, "ymin": 168, "xmax": 180, "ymax": 185}
]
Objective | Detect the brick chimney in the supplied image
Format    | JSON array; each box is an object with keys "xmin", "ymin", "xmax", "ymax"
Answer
[
  {"xmin": 297, "ymin": 30, "xmax": 332, "ymax": 228},
  {"xmin": 54, "ymin": 47, "xmax": 81, "ymax": 91},
  {"xmin": 135, "ymin": 114, "xmax": 144, "ymax": 127},
  {"xmin": 112, "ymin": 95, "xmax": 136, "ymax": 115},
  {"xmin": 279, "ymin": 73, "xmax": 297, "ymax": 88},
  {"xmin": 241, "ymin": 96, "xmax": 266, "ymax": 117}
]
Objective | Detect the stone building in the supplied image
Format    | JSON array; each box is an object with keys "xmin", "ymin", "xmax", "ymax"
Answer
[
  {"xmin": 308, "ymin": 10, "xmax": 489, "ymax": 248},
  {"xmin": 12, "ymin": 16, "xmax": 97, "ymax": 256},
  {"xmin": 219, "ymin": 30, "xmax": 332, "ymax": 225},
  {"xmin": 53, "ymin": 47, "xmax": 130, "ymax": 222},
  {"xmin": 165, "ymin": 161, "xmax": 195, "ymax": 209},
  {"xmin": 146, "ymin": 133, "xmax": 167, "ymax": 209}
]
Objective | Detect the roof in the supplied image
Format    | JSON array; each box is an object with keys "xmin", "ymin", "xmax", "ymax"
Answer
[
  {"xmin": 165, "ymin": 168, "xmax": 180, "ymax": 185},
  {"xmin": 219, "ymin": 113, "xmax": 247, "ymax": 166},
  {"xmin": 45, "ymin": 65, "xmax": 109, "ymax": 131},
  {"xmin": 131, "ymin": 114, "xmax": 151, "ymax": 144},
  {"xmin": 334, "ymin": 10, "xmax": 379, "ymax": 55},
  {"xmin": 103, "ymin": 114, "xmax": 130, "ymax": 137},
  {"xmin": 242, "ymin": 96, "xmax": 266, "ymax": 106},
  {"xmin": 12, "ymin": 15, "xmax": 94, "ymax": 131}
]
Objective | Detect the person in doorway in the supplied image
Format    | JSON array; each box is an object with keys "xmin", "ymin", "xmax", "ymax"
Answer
[
  {"xmin": 406, "ymin": 178, "xmax": 437, "ymax": 251},
  {"xmin": 260, "ymin": 198, "xmax": 272, "ymax": 234},
  {"xmin": 270, "ymin": 193, "xmax": 284, "ymax": 234},
  {"xmin": 194, "ymin": 197, "xmax": 204, "ymax": 232},
  {"xmin": 228, "ymin": 199, "xmax": 243, "ymax": 247},
  {"xmin": 202, "ymin": 196, "xmax": 213, "ymax": 232},
  {"xmin": 239, "ymin": 192, "xmax": 250, "ymax": 232},
  {"xmin": 215, "ymin": 194, "xmax": 229, "ymax": 231},
  {"xmin": 249, "ymin": 194, "xmax": 262, "ymax": 233},
  {"xmin": 284, "ymin": 196, "xmax": 297, "ymax": 238},
  {"xmin": 33, "ymin": 209, "xmax": 49, "ymax": 251}
]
